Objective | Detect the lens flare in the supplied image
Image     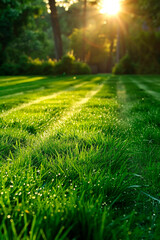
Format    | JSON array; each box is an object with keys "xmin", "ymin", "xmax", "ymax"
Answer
[{"xmin": 100, "ymin": 0, "xmax": 121, "ymax": 15}]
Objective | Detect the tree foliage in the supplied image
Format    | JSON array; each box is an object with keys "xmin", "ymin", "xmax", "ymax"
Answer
[
  {"xmin": 139, "ymin": 0, "xmax": 160, "ymax": 27},
  {"xmin": 1, "ymin": 0, "xmax": 160, "ymax": 74},
  {"xmin": 0, "ymin": 0, "xmax": 45, "ymax": 63}
]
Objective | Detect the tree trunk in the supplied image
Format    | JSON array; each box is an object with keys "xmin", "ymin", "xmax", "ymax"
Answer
[
  {"xmin": 119, "ymin": 21, "xmax": 128, "ymax": 59},
  {"xmin": 82, "ymin": 0, "xmax": 87, "ymax": 61},
  {"xmin": 49, "ymin": 0, "xmax": 63, "ymax": 60},
  {"xmin": 116, "ymin": 24, "xmax": 120, "ymax": 63},
  {"xmin": 106, "ymin": 39, "xmax": 114, "ymax": 72},
  {"xmin": 0, "ymin": 43, "xmax": 7, "ymax": 66}
]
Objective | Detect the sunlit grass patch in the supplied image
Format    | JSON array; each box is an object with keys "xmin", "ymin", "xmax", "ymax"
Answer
[
  {"xmin": 0, "ymin": 128, "xmax": 29, "ymax": 162},
  {"xmin": 0, "ymin": 74, "xmax": 160, "ymax": 239}
]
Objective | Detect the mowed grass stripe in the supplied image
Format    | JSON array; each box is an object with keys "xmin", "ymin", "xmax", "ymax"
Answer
[
  {"xmin": 0, "ymin": 76, "xmax": 28, "ymax": 83},
  {"xmin": 0, "ymin": 75, "xmax": 92, "ymax": 97},
  {"xmin": 139, "ymin": 75, "xmax": 160, "ymax": 86},
  {"xmin": 138, "ymin": 75, "xmax": 160, "ymax": 92},
  {"xmin": 0, "ymin": 81, "xmax": 88, "ymax": 118},
  {"xmin": 130, "ymin": 76, "xmax": 160, "ymax": 101},
  {"xmin": 0, "ymin": 92, "xmax": 24, "ymax": 99},
  {"xmin": 0, "ymin": 77, "xmax": 106, "ymax": 161},
  {"xmin": 0, "ymin": 76, "xmax": 45, "ymax": 87},
  {"xmin": 13, "ymin": 82, "xmax": 104, "ymax": 164},
  {"xmin": 0, "ymin": 76, "xmax": 81, "ymax": 97},
  {"xmin": 115, "ymin": 76, "xmax": 160, "ymax": 238},
  {"xmin": 0, "ymin": 76, "xmax": 86, "ymax": 113},
  {"xmin": 116, "ymin": 76, "xmax": 127, "ymax": 102},
  {"xmin": 119, "ymin": 75, "xmax": 160, "ymax": 159},
  {"xmin": 0, "ymin": 75, "xmax": 102, "ymax": 113}
]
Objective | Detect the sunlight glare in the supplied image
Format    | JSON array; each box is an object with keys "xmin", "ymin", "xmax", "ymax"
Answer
[{"xmin": 100, "ymin": 0, "xmax": 121, "ymax": 16}]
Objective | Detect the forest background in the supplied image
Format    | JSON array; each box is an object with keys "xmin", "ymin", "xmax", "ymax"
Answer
[{"xmin": 0, "ymin": 0, "xmax": 160, "ymax": 75}]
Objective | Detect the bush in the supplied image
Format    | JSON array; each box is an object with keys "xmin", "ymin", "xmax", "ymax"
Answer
[
  {"xmin": 54, "ymin": 55, "xmax": 75, "ymax": 75},
  {"xmin": 73, "ymin": 62, "xmax": 91, "ymax": 75},
  {"xmin": 0, "ymin": 63, "xmax": 19, "ymax": 75},
  {"xmin": 24, "ymin": 58, "xmax": 42, "ymax": 75},
  {"xmin": 54, "ymin": 55, "xmax": 91, "ymax": 75},
  {"xmin": 112, "ymin": 55, "xmax": 136, "ymax": 75},
  {"xmin": 25, "ymin": 58, "xmax": 56, "ymax": 75},
  {"xmin": 41, "ymin": 60, "xmax": 56, "ymax": 75},
  {"xmin": 0, "ymin": 55, "xmax": 91, "ymax": 76}
]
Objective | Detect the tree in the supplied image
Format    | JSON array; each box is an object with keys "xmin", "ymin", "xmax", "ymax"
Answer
[
  {"xmin": 0, "ymin": 0, "xmax": 42, "ymax": 65},
  {"xmin": 48, "ymin": 0, "xmax": 63, "ymax": 59},
  {"xmin": 82, "ymin": 0, "xmax": 87, "ymax": 61},
  {"xmin": 139, "ymin": 0, "xmax": 160, "ymax": 27}
]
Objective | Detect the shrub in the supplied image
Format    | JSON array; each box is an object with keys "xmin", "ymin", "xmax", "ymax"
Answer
[
  {"xmin": 112, "ymin": 55, "xmax": 136, "ymax": 75},
  {"xmin": 54, "ymin": 55, "xmax": 75, "ymax": 75},
  {"xmin": 17, "ymin": 55, "xmax": 30, "ymax": 74},
  {"xmin": 73, "ymin": 62, "xmax": 91, "ymax": 75},
  {"xmin": 0, "ymin": 63, "xmax": 19, "ymax": 75},
  {"xmin": 23, "ymin": 58, "xmax": 56, "ymax": 75},
  {"xmin": 54, "ymin": 55, "xmax": 91, "ymax": 75},
  {"xmin": 41, "ymin": 60, "xmax": 56, "ymax": 75},
  {"xmin": 0, "ymin": 55, "xmax": 91, "ymax": 76}
]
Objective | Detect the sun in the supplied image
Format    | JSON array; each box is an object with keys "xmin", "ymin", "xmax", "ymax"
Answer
[{"xmin": 100, "ymin": 0, "xmax": 121, "ymax": 16}]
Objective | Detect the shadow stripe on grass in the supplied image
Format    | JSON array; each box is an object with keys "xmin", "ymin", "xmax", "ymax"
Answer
[
  {"xmin": 139, "ymin": 76, "xmax": 160, "ymax": 86},
  {"xmin": 0, "ymin": 81, "xmax": 88, "ymax": 118},
  {"xmin": 0, "ymin": 76, "xmax": 45, "ymax": 87},
  {"xmin": 13, "ymin": 83, "xmax": 104, "ymax": 164},
  {"xmin": 130, "ymin": 77, "xmax": 160, "ymax": 101}
]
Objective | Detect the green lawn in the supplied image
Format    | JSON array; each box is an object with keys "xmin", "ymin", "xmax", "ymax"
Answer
[{"xmin": 0, "ymin": 74, "xmax": 160, "ymax": 239}]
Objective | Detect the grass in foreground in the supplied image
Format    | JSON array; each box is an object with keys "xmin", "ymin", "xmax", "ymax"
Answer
[{"xmin": 0, "ymin": 74, "xmax": 160, "ymax": 239}]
